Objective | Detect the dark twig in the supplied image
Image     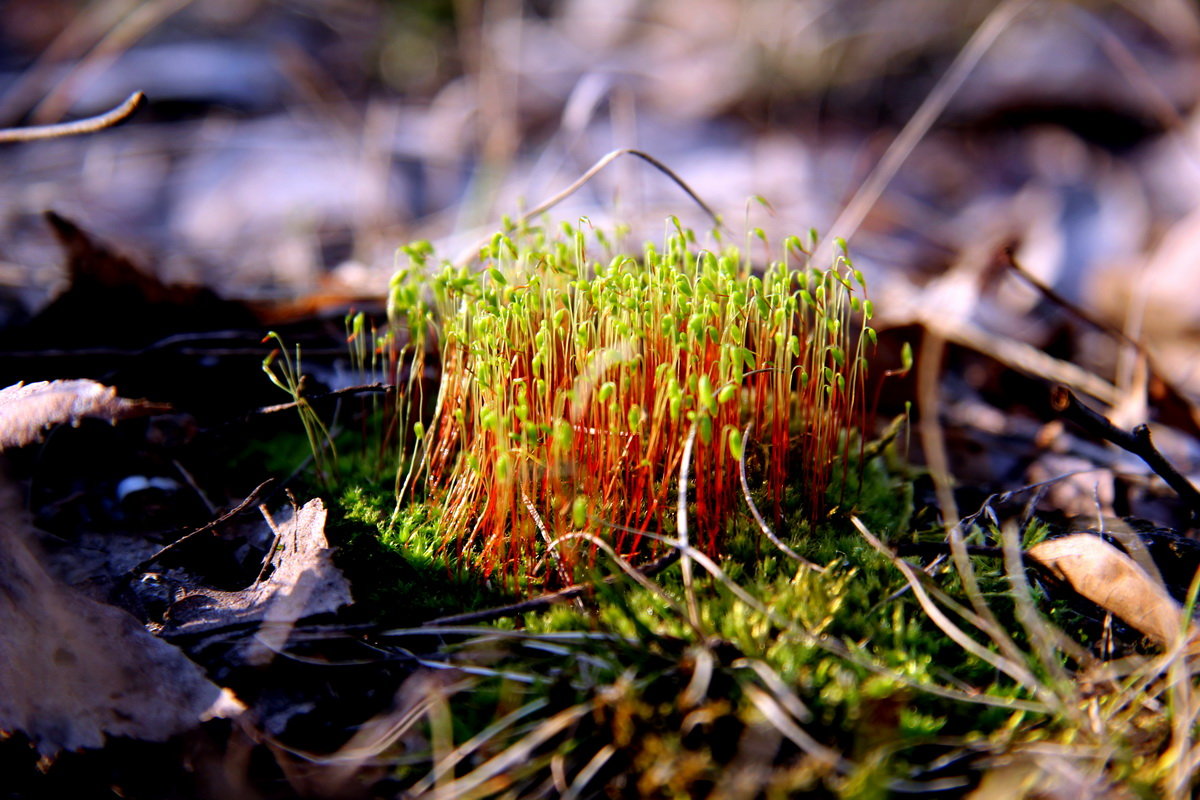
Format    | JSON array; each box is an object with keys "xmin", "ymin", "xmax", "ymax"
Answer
[
  {"xmin": 126, "ymin": 479, "xmax": 274, "ymax": 575},
  {"xmin": 1007, "ymin": 246, "xmax": 1200, "ymax": 438},
  {"xmin": 1003, "ymin": 246, "xmax": 1140, "ymax": 350},
  {"xmin": 1051, "ymin": 386, "xmax": 1200, "ymax": 522},
  {"xmin": 254, "ymin": 382, "xmax": 394, "ymax": 415},
  {"xmin": 897, "ymin": 542, "xmax": 1005, "ymax": 559},
  {"xmin": 421, "ymin": 550, "xmax": 681, "ymax": 627},
  {"xmin": 0, "ymin": 91, "xmax": 145, "ymax": 143}
]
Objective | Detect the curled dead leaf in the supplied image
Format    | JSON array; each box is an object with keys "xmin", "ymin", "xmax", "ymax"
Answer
[
  {"xmin": 160, "ymin": 499, "xmax": 353, "ymax": 655},
  {"xmin": 0, "ymin": 486, "xmax": 242, "ymax": 754},
  {"xmin": 1027, "ymin": 533, "xmax": 1195, "ymax": 647},
  {"xmin": 0, "ymin": 379, "xmax": 168, "ymax": 450}
]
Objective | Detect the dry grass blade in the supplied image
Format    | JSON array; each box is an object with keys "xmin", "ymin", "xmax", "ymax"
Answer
[
  {"xmin": 679, "ymin": 645, "xmax": 715, "ymax": 709},
  {"xmin": 737, "ymin": 423, "xmax": 824, "ymax": 572},
  {"xmin": 548, "ymin": 531, "xmax": 700, "ymax": 637},
  {"xmin": 916, "ymin": 332, "xmax": 1034, "ymax": 674},
  {"xmin": 562, "ymin": 744, "xmax": 615, "ymax": 800},
  {"xmin": 418, "ymin": 550, "xmax": 679, "ymax": 627},
  {"xmin": 678, "ymin": 423, "xmax": 701, "ymax": 630},
  {"xmin": 743, "ymin": 684, "xmax": 847, "ymax": 771},
  {"xmin": 410, "ymin": 698, "xmax": 552, "ymax": 794},
  {"xmin": 30, "ymin": 0, "xmax": 188, "ymax": 124},
  {"xmin": 0, "ymin": 379, "xmax": 167, "ymax": 450},
  {"xmin": 852, "ymin": 516, "xmax": 1052, "ymax": 702},
  {"xmin": 522, "ymin": 491, "xmax": 573, "ymax": 588},
  {"xmin": 999, "ymin": 523, "xmax": 1094, "ymax": 732},
  {"xmin": 1000, "ymin": 524, "xmax": 1093, "ymax": 671},
  {"xmin": 814, "ymin": 0, "xmax": 1034, "ymax": 265},
  {"xmin": 519, "ymin": 148, "xmax": 722, "ymax": 230},
  {"xmin": 418, "ymin": 701, "xmax": 596, "ymax": 800},
  {"xmin": 0, "ymin": 90, "xmax": 144, "ymax": 142},
  {"xmin": 595, "ymin": 519, "xmax": 1049, "ymax": 712},
  {"xmin": 256, "ymin": 671, "xmax": 475, "ymax": 798},
  {"xmin": 738, "ymin": 659, "xmax": 815, "ymax": 723},
  {"xmin": 454, "ymin": 147, "xmax": 722, "ymax": 265}
]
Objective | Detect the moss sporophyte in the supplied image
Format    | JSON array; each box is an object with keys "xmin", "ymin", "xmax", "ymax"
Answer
[{"xmin": 383, "ymin": 219, "xmax": 876, "ymax": 591}]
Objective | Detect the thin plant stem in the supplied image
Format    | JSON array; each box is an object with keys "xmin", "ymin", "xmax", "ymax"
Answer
[
  {"xmin": 812, "ymin": 0, "xmax": 1034, "ymax": 266},
  {"xmin": 0, "ymin": 90, "xmax": 144, "ymax": 142}
]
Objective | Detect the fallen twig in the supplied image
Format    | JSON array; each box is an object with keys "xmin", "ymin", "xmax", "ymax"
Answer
[
  {"xmin": 1003, "ymin": 246, "xmax": 1140, "ymax": 350},
  {"xmin": 1051, "ymin": 385, "xmax": 1200, "ymax": 522},
  {"xmin": 126, "ymin": 478, "xmax": 275, "ymax": 575},
  {"xmin": 1006, "ymin": 247, "xmax": 1200, "ymax": 438},
  {"xmin": 254, "ymin": 382, "xmax": 394, "ymax": 415},
  {"xmin": 421, "ymin": 550, "xmax": 680, "ymax": 627}
]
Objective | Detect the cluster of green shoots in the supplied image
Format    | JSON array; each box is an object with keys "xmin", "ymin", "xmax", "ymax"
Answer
[
  {"xmin": 262, "ymin": 216, "xmax": 1200, "ymax": 795},
  {"xmin": 386, "ymin": 218, "xmax": 875, "ymax": 589}
]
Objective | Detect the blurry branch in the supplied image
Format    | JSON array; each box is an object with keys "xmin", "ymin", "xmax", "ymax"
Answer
[
  {"xmin": 813, "ymin": 0, "xmax": 1033, "ymax": 267},
  {"xmin": 879, "ymin": 271, "xmax": 1120, "ymax": 406},
  {"xmin": 0, "ymin": 91, "xmax": 145, "ymax": 143},
  {"xmin": 31, "ymin": 0, "xmax": 189, "ymax": 124},
  {"xmin": 1003, "ymin": 246, "xmax": 1140, "ymax": 350},
  {"xmin": 1068, "ymin": 4, "xmax": 1200, "ymax": 172},
  {"xmin": 1006, "ymin": 247, "xmax": 1200, "ymax": 437},
  {"xmin": 1051, "ymin": 385, "xmax": 1200, "ymax": 522}
]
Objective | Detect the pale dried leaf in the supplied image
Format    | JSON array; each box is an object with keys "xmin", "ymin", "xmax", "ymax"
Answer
[
  {"xmin": 967, "ymin": 752, "xmax": 1133, "ymax": 800},
  {"xmin": 0, "ymin": 487, "xmax": 242, "ymax": 754},
  {"xmin": 1027, "ymin": 533, "xmax": 1192, "ymax": 645},
  {"xmin": 163, "ymin": 498, "xmax": 353, "ymax": 654},
  {"xmin": 0, "ymin": 380, "xmax": 168, "ymax": 450}
]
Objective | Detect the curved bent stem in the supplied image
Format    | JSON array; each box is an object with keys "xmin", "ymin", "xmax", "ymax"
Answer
[{"xmin": 0, "ymin": 90, "xmax": 144, "ymax": 143}]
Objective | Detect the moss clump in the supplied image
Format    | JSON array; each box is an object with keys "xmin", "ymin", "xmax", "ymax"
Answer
[
  {"xmin": 252, "ymin": 207, "xmax": 1195, "ymax": 793},
  {"xmin": 330, "ymin": 483, "xmax": 513, "ymax": 624},
  {"xmin": 386, "ymin": 220, "xmax": 876, "ymax": 592}
]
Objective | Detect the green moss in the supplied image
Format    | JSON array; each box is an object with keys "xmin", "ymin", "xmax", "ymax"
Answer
[
  {"xmin": 328, "ymin": 482, "xmax": 512, "ymax": 624},
  {"xmin": 252, "ymin": 217, "xmax": 1185, "ymax": 794}
]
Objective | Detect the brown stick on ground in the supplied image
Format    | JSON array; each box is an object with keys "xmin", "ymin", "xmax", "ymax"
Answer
[
  {"xmin": 1051, "ymin": 385, "xmax": 1200, "ymax": 522},
  {"xmin": 126, "ymin": 479, "xmax": 275, "ymax": 575},
  {"xmin": 422, "ymin": 550, "xmax": 681, "ymax": 627}
]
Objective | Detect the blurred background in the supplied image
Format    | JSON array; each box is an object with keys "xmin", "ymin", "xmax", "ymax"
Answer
[
  {"xmin": 8, "ymin": 4, "xmax": 1200, "ymax": 792},
  {"xmin": 2, "ymin": 0, "xmax": 1200, "ymax": 408}
]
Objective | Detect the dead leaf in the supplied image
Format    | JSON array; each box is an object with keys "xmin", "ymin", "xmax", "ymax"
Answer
[
  {"xmin": 968, "ymin": 751, "xmax": 1133, "ymax": 800},
  {"xmin": 2, "ymin": 213, "xmax": 259, "ymax": 357},
  {"xmin": 0, "ymin": 379, "xmax": 168, "ymax": 450},
  {"xmin": 1027, "ymin": 533, "xmax": 1194, "ymax": 646},
  {"xmin": 162, "ymin": 498, "xmax": 353, "ymax": 659},
  {"xmin": 0, "ymin": 482, "xmax": 242, "ymax": 754}
]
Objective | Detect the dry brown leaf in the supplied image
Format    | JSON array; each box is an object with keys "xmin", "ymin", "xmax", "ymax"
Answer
[
  {"xmin": 1027, "ymin": 533, "xmax": 1192, "ymax": 646},
  {"xmin": 967, "ymin": 752, "xmax": 1134, "ymax": 800},
  {"xmin": 0, "ymin": 483, "xmax": 242, "ymax": 754},
  {"xmin": 162, "ymin": 499, "xmax": 353, "ymax": 657},
  {"xmin": 0, "ymin": 379, "xmax": 168, "ymax": 450}
]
